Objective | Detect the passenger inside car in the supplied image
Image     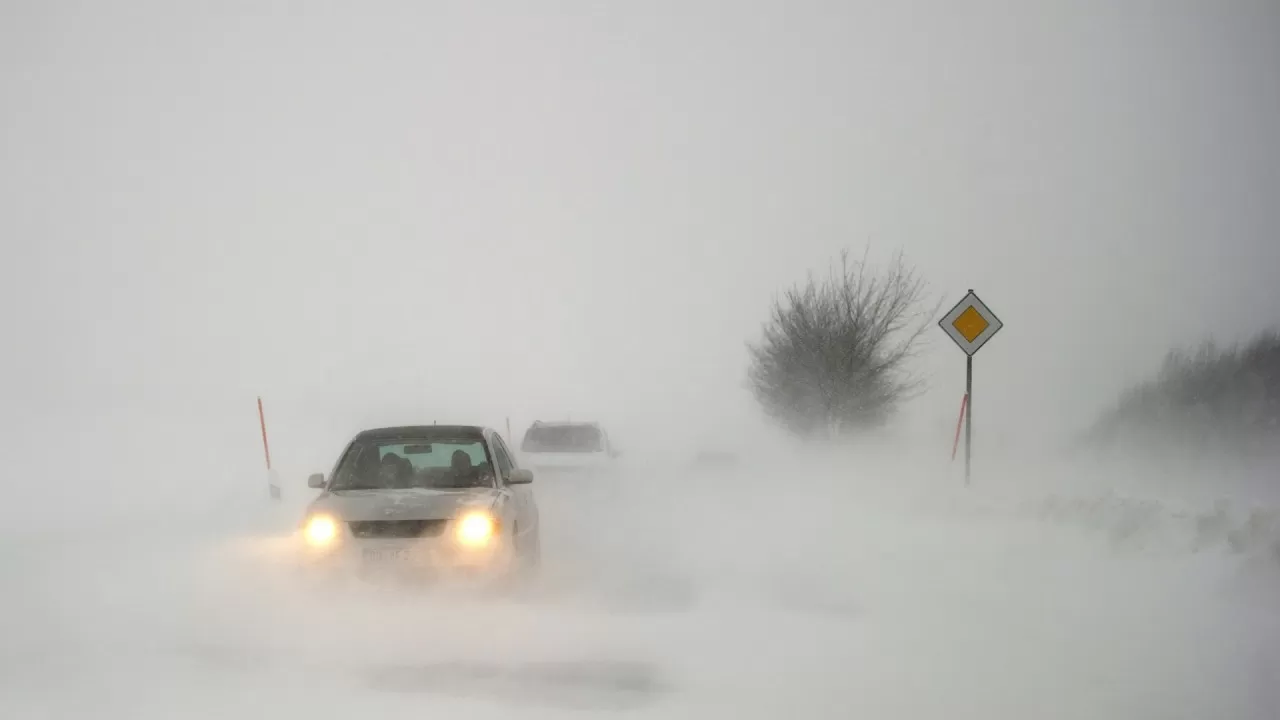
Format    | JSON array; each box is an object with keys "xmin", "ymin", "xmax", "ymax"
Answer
[{"xmin": 429, "ymin": 449, "xmax": 493, "ymax": 489}]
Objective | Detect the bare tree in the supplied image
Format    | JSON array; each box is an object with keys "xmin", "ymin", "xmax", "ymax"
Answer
[{"xmin": 747, "ymin": 248, "xmax": 938, "ymax": 439}]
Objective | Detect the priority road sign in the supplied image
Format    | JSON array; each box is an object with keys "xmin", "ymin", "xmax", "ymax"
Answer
[
  {"xmin": 938, "ymin": 289, "xmax": 1003, "ymax": 487},
  {"xmin": 940, "ymin": 290, "xmax": 1003, "ymax": 357}
]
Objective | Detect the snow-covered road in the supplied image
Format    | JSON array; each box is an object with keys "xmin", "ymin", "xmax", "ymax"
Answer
[{"xmin": 3, "ymin": 466, "xmax": 1277, "ymax": 719}]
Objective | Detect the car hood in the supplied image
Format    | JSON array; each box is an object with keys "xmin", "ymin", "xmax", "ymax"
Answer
[{"xmin": 307, "ymin": 487, "xmax": 501, "ymax": 522}]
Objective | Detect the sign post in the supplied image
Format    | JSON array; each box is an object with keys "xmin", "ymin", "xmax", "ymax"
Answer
[{"xmin": 939, "ymin": 289, "xmax": 1003, "ymax": 486}]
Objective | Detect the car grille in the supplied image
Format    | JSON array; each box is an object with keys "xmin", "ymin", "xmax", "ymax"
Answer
[{"xmin": 347, "ymin": 519, "xmax": 448, "ymax": 539}]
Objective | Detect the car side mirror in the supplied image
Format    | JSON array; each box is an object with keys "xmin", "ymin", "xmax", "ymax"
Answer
[
  {"xmin": 307, "ymin": 473, "xmax": 327, "ymax": 489},
  {"xmin": 507, "ymin": 468, "xmax": 534, "ymax": 485}
]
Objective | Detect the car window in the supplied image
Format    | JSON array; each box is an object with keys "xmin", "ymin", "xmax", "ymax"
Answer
[
  {"xmin": 330, "ymin": 437, "xmax": 495, "ymax": 491},
  {"xmin": 380, "ymin": 442, "xmax": 486, "ymax": 469}
]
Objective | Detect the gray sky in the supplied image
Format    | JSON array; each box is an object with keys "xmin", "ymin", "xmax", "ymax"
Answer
[{"xmin": 2, "ymin": 0, "xmax": 1278, "ymax": 472}]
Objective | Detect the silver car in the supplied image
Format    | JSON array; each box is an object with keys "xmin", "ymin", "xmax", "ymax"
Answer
[
  {"xmin": 298, "ymin": 424, "xmax": 540, "ymax": 586},
  {"xmin": 518, "ymin": 419, "xmax": 621, "ymax": 476}
]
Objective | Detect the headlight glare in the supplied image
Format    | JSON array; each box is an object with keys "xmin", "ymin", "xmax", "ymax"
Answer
[
  {"xmin": 303, "ymin": 514, "xmax": 340, "ymax": 547},
  {"xmin": 455, "ymin": 511, "xmax": 496, "ymax": 548}
]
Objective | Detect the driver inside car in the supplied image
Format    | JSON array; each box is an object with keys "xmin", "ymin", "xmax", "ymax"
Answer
[{"xmin": 376, "ymin": 452, "xmax": 412, "ymax": 489}]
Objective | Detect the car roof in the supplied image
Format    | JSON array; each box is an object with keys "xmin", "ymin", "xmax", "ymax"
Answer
[
  {"xmin": 355, "ymin": 425, "xmax": 490, "ymax": 441},
  {"xmin": 528, "ymin": 420, "xmax": 601, "ymax": 428}
]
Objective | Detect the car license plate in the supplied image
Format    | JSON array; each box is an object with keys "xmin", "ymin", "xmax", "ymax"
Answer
[{"xmin": 362, "ymin": 547, "xmax": 413, "ymax": 564}]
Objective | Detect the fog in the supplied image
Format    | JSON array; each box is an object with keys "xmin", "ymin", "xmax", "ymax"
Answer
[{"xmin": 2, "ymin": 1, "xmax": 1279, "ymax": 717}]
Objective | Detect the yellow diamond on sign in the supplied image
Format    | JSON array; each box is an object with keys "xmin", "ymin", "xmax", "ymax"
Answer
[{"xmin": 952, "ymin": 306, "xmax": 989, "ymax": 343}]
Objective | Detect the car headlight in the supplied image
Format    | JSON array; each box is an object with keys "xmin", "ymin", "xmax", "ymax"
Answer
[
  {"xmin": 454, "ymin": 511, "xmax": 496, "ymax": 548},
  {"xmin": 303, "ymin": 514, "xmax": 340, "ymax": 547}
]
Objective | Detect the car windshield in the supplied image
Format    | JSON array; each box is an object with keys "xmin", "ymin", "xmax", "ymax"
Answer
[
  {"xmin": 329, "ymin": 437, "xmax": 495, "ymax": 491},
  {"xmin": 521, "ymin": 424, "xmax": 603, "ymax": 453}
]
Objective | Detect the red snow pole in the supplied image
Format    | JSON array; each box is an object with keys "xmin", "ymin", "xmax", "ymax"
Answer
[
  {"xmin": 951, "ymin": 393, "xmax": 969, "ymax": 462},
  {"xmin": 259, "ymin": 396, "xmax": 280, "ymax": 500},
  {"xmin": 258, "ymin": 396, "xmax": 272, "ymax": 470}
]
